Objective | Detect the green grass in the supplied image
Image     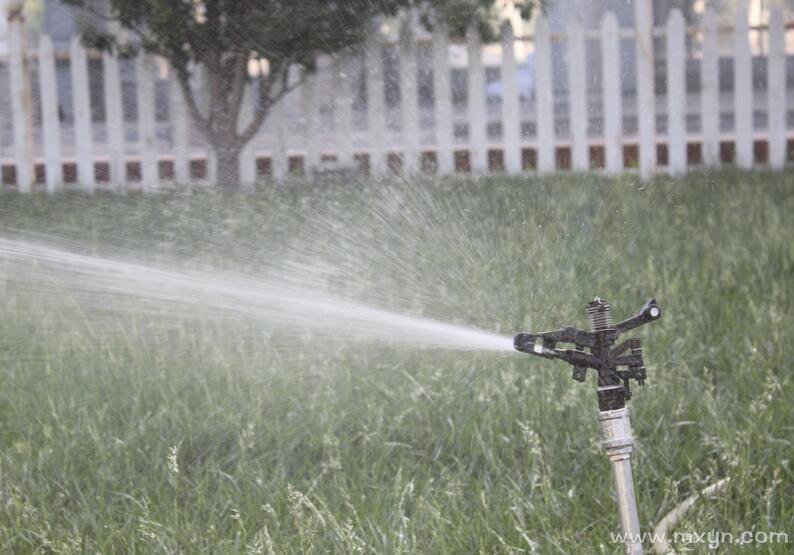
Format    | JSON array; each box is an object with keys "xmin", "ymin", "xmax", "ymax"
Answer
[{"xmin": 0, "ymin": 171, "xmax": 792, "ymax": 553}]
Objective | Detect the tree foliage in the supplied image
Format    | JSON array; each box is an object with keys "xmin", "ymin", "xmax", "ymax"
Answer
[{"xmin": 61, "ymin": 0, "xmax": 537, "ymax": 185}]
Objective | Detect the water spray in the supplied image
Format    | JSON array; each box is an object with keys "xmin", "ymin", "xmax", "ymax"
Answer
[{"xmin": 514, "ymin": 297, "xmax": 662, "ymax": 554}]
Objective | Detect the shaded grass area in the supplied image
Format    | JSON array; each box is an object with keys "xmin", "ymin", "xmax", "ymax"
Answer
[{"xmin": 0, "ymin": 171, "xmax": 792, "ymax": 552}]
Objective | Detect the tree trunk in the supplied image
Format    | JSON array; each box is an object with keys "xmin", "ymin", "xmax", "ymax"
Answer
[{"xmin": 214, "ymin": 144, "xmax": 242, "ymax": 188}]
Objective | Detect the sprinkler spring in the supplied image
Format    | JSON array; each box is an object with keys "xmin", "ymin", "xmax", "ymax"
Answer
[
  {"xmin": 586, "ymin": 297, "xmax": 614, "ymax": 332},
  {"xmin": 514, "ymin": 298, "xmax": 661, "ymax": 411}
]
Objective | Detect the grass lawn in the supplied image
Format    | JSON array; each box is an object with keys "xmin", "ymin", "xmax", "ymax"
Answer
[{"xmin": 0, "ymin": 171, "xmax": 792, "ymax": 552}]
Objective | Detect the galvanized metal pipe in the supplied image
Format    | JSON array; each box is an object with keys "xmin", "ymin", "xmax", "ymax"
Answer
[{"xmin": 599, "ymin": 407, "xmax": 643, "ymax": 554}]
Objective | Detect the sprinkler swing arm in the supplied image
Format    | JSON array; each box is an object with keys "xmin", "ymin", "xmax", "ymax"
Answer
[
  {"xmin": 514, "ymin": 297, "xmax": 661, "ymax": 411},
  {"xmin": 513, "ymin": 297, "xmax": 661, "ymax": 555}
]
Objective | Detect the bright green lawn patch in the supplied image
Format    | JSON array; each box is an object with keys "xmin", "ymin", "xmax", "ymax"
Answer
[{"xmin": 0, "ymin": 171, "xmax": 792, "ymax": 552}]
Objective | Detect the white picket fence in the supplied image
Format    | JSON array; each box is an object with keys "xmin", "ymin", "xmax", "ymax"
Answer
[{"xmin": 1, "ymin": 2, "xmax": 792, "ymax": 192}]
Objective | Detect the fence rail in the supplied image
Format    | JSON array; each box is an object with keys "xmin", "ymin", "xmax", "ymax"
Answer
[{"xmin": 1, "ymin": 1, "xmax": 792, "ymax": 192}]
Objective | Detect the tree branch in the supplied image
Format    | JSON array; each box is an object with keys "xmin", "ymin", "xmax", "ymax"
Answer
[
  {"xmin": 237, "ymin": 57, "xmax": 308, "ymax": 146},
  {"xmin": 173, "ymin": 63, "xmax": 213, "ymax": 141}
]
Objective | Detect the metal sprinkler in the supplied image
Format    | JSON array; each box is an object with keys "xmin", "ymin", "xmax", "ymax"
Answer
[{"xmin": 514, "ymin": 297, "xmax": 661, "ymax": 555}]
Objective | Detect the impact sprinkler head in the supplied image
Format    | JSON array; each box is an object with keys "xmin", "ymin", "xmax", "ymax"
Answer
[{"xmin": 514, "ymin": 298, "xmax": 661, "ymax": 411}]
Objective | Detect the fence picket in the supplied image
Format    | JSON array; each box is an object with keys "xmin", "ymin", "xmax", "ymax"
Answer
[
  {"xmin": 535, "ymin": 16, "xmax": 554, "ymax": 173},
  {"xmin": 70, "ymin": 36, "xmax": 95, "ymax": 190},
  {"xmin": 401, "ymin": 23, "xmax": 420, "ymax": 174},
  {"xmin": 38, "ymin": 35, "xmax": 62, "ymax": 191},
  {"xmin": 137, "ymin": 55, "xmax": 158, "ymax": 191},
  {"xmin": 169, "ymin": 69, "xmax": 190, "ymax": 184},
  {"xmin": 701, "ymin": 6, "xmax": 720, "ymax": 167},
  {"xmin": 768, "ymin": 6, "xmax": 786, "ymax": 170},
  {"xmin": 634, "ymin": 0, "xmax": 656, "ymax": 179},
  {"xmin": 400, "ymin": 20, "xmax": 421, "ymax": 174},
  {"xmin": 500, "ymin": 21, "xmax": 521, "ymax": 174},
  {"xmin": 103, "ymin": 52, "xmax": 126, "ymax": 186},
  {"xmin": 302, "ymin": 68, "xmax": 321, "ymax": 173},
  {"xmin": 334, "ymin": 56, "xmax": 354, "ymax": 167},
  {"xmin": 568, "ymin": 19, "xmax": 588, "ymax": 171},
  {"xmin": 8, "ymin": 16, "xmax": 34, "ymax": 191},
  {"xmin": 432, "ymin": 23, "xmax": 454, "ymax": 174},
  {"xmin": 666, "ymin": 9, "xmax": 686, "ymax": 175},
  {"xmin": 270, "ymin": 90, "xmax": 288, "ymax": 182},
  {"xmin": 734, "ymin": 2, "xmax": 753, "ymax": 169},
  {"xmin": 466, "ymin": 26, "xmax": 487, "ymax": 172},
  {"xmin": 601, "ymin": 12, "xmax": 622, "ymax": 174},
  {"xmin": 238, "ymin": 80, "xmax": 257, "ymax": 185},
  {"xmin": 365, "ymin": 30, "xmax": 387, "ymax": 176}
]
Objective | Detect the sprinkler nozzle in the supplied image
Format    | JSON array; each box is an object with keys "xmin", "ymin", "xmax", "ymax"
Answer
[{"xmin": 514, "ymin": 333, "xmax": 539, "ymax": 353}]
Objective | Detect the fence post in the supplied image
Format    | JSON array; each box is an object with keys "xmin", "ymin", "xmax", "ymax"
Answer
[
  {"xmin": 270, "ymin": 87, "xmax": 288, "ymax": 182},
  {"xmin": 568, "ymin": 19, "xmax": 588, "ymax": 171},
  {"xmin": 466, "ymin": 26, "xmax": 487, "ymax": 172},
  {"xmin": 400, "ymin": 18, "xmax": 421, "ymax": 174},
  {"xmin": 432, "ymin": 22, "xmax": 454, "ymax": 175},
  {"xmin": 238, "ymin": 80, "xmax": 257, "ymax": 186},
  {"xmin": 302, "ymin": 66, "xmax": 321, "ymax": 175},
  {"xmin": 103, "ymin": 51, "xmax": 126, "ymax": 187},
  {"xmin": 501, "ymin": 20, "xmax": 521, "ymax": 174},
  {"xmin": 169, "ymin": 67, "xmax": 190, "ymax": 184},
  {"xmin": 8, "ymin": 11, "xmax": 34, "ymax": 192},
  {"xmin": 601, "ymin": 12, "xmax": 622, "ymax": 174},
  {"xmin": 38, "ymin": 35, "xmax": 62, "ymax": 192},
  {"xmin": 701, "ymin": 5, "xmax": 720, "ymax": 167},
  {"xmin": 283, "ymin": 64, "xmax": 302, "ymax": 179},
  {"xmin": 333, "ymin": 55, "xmax": 354, "ymax": 168},
  {"xmin": 666, "ymin": 9, "xmax": 686, "ymax": 175},
  {"xmin": 733, "ymin": 1, "xmax": 753, "ymax": 169},
  {"xmin": 137, "ymin": 54, "xmax": 158, "ymax": 191},
  {"xmin": 274, "ymin": 65, "xmax": 304, "ymax": 181},
  {"xmin": 634, "ymin": 0, "xmax": 656, "ymax": 179},
  {"xmin": 768, "ymin": 6, "xmax": 786, "ymax": 170},
  {"xmin": 366, "ymin": 29, "xmax": 387, "ymax": 176},
  {"xmin": 535, "ymin": 16, "xmax": 554, "ymax": 173},
  {"xmin": 70, "ymin": 36, "xmax": 95, "ymax": 190}
]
